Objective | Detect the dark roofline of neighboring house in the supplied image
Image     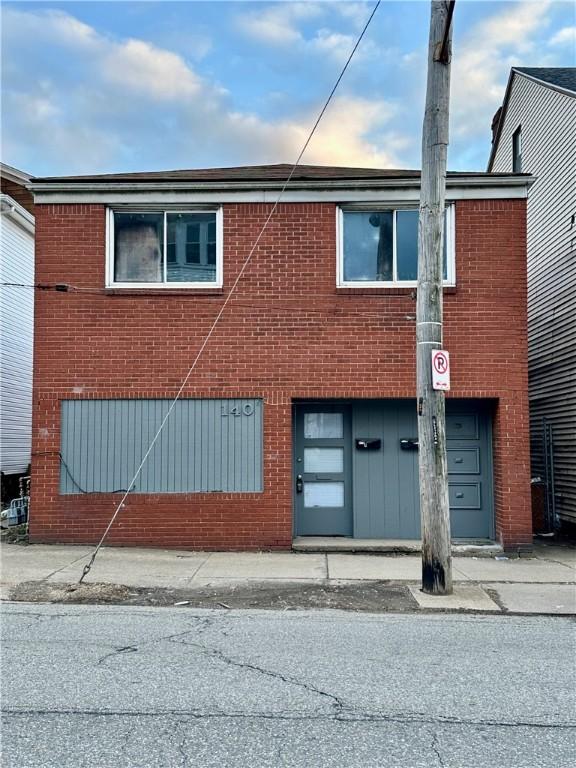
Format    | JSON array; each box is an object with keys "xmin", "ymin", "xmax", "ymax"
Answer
[
  {"xmin": 514, "ymin": 67, "xmax": 576, "ymax": 95},
  {"xmin": 1, "ymin": 163, "xmax": 35, "ymax": 215},
  {"xmin": 487, "ymin": 67, "xmax": 576, "ymax": 171},
  {"xmin": 0, "ymin": 162, "xmax": 33, "ymax": 186}
]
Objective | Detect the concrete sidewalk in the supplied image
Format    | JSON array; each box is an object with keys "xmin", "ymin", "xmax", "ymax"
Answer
[{"xmin": 1, "ymin": 540, "xmax": 575, "ymax": 614}]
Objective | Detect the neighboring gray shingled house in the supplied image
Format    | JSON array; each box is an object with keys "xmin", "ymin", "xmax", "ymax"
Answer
[{"xmin": 488, "ymin": 68, "xmax": 576, "ymax": 530}]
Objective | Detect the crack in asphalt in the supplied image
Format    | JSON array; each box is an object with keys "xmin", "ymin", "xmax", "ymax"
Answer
[
  {"xmin": 97, "ymin": 646, "xmax": 139, "ymax": 665},
  {"xmin": 430, "ymin": 730, "xmax": 446, "ymax": 768},
  {"xmin": 165, "ymin": 630, "xmax": 346, "ymax": 714},
  {"xmin": 175, "ymin": 720, "xmax": 191, "ymax": 768},
  {"xmin": 91, "ymin": 617, "xmax": 218, "ymax": 666},
  {"xmin": 117, "ymin": 720, "xmax": 138, "ymax": 765},
  {"xmin": 3, "ymin": 708, "xmax": 574, "ymax": 730},
  {"xmin": 1, "ymin": 611, "xmax": 74, "ymax": 623}
]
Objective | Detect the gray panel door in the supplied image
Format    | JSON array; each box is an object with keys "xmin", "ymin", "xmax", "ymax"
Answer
[
  {"xmin": 351, "ymin": 400, "xmax": 494, "ymax": 540},
  {"xmin": 352, "ymin": 400, "xmax": 419, "ymax": 539},
  {"xmin": 294, "ymin": 405, "xmax": 352, "ymax": 536},
  {"xmin": 446, "ymin": 405, "xmax": 494, "ymax": 539}
]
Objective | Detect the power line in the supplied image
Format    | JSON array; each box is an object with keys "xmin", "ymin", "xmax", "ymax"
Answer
[
  {"xmin": 64, "ymin": 0, "xmax": 383, "ymax": 584},
  {"xmin": 1, "ymin": 282, "xmax": 416, "ymax": 322}
]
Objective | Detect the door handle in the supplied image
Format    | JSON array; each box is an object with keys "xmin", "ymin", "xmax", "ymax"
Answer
[{"xmin": 296, "ymin": 475, "xmax": 303, "ymax": 493}]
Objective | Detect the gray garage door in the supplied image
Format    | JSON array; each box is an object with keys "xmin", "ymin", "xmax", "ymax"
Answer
[{"xmin": 295, "ymin": 399, "xmax": 494, "ymax": 540}]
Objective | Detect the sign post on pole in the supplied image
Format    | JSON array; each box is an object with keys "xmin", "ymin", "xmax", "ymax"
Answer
[{"xmin": 432, "ymin": 350, "xmax": 450, "ymax": 391}]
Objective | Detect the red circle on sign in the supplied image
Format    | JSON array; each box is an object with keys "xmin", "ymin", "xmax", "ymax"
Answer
[{"xmin": 433, "ymin": 352, "xmax": 448, "ymax": 374}]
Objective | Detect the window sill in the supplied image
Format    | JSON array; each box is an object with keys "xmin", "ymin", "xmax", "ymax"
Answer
[
  {"xmin": 104, "ymin": 287, "xmax": 224, "ymax": 296},
  {"xmin": 336, "ymin": 286, "xmax": 456, "ymax": 296}
]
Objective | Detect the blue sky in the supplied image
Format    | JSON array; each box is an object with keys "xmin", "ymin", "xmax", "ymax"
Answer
[{"xmin": 1, "ymin": 1, "xmax": 575, "ymax": 176}]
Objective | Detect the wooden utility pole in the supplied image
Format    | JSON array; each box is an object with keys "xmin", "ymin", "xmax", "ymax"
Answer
[{"xmin": 417, "ymin": 0, "xmax": 455, "ymax": 595}]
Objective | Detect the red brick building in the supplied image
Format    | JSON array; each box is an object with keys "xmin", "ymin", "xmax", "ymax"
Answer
[{"xmin": 29, "ymin": 165, "xmax": 533, "ymax": 551}]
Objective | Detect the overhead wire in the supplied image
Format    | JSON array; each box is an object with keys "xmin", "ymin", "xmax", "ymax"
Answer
[
  {"xmin": 1, "ymin": 281, "xmax": 416, "ymax": 322},
  {"xmin": 29, "ymin": 1, "xmax": 383, "ymax": 583}
]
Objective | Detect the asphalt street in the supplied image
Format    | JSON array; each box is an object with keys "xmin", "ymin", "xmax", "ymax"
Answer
[{"xmin": 1, "ymin": 603, "xmax": 575, "ymax": 767}]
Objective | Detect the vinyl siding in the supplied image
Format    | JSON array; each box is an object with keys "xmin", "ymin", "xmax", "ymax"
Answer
[
  {"xmin": 491, "ymin": 74, "xmax": 576, "ymax": 522},
  {"xmin": 0, "ymin": 207, "xmax": 34, "ymax": 474}
]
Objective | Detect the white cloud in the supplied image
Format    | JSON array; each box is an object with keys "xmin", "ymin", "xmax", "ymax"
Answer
[
  {"xmin": 26, "ymin": 9, "xmax": 102, "ymax": 51},
  {"xmin": 451, "ymin": 0, "xmax": 553, "ymax": 139},
  {"xmin": 3, "ymin": 89, "xmax": 124, "ymax": 175},
  {"xmin": 300, "ymin": 97, "xmax": 403, "ymax": 167},
  {"xmin": 236, "ymin": 1, "xmax": 378, "ymax": 63},
  {"xmin": 1, "ymin": 6, "xmax": 402, "ymax": 173},
  {"xmin": 477, "ymin": 0, "xmax": 553, "ymax": 51},
  {"xmin": 334, "ymin": 2, "xmax": 375, "ymax": 31},
  {"xmin": 311, "ymin": 28, "xmax": 358, "ymax": 61},
  {"xmin": 226, "ymin": 96, "xmax": 403, "ymax": 168},
  {"xmin": 237, "ymin": 2, "xmax": 324, "ymax": 46},
  {"xmin": 549, "ymin": 25, "xmax": 576, "ymax": 45},
  {"xmin": 18, "ymin": 94, "xmax": 61, "ymax": 122},
  {"xmin": 101, "ymin": 39, "xmax": 204, "ymax": 101}
]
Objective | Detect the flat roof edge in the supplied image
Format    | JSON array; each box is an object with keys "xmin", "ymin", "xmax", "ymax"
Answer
[{"xmin": 29, "ymin": 175, "xmax": 534, "ymax": 195}]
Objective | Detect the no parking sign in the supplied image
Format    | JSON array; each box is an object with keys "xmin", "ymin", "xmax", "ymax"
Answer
[{"xmin": 432, "ymin": 350, "xmax": 450, "ymax": 391}]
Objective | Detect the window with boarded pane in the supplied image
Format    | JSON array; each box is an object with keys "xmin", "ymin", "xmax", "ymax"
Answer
[
  {"xmin": 59, "ymin": 399, "xmax": 263, "ymax": 494},
  {"xmin": 114, "ymin": 212, "xmax": 164, "ymax": 283},
  {"xmin": 339, "ymin": 206, "xmax": 454, "ymax": 286},
  {"xmin": 109, "ymin": 209, "xmax": 222, "ymax": 287}
]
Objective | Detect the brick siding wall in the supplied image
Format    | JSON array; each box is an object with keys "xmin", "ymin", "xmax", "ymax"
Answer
[{"xmin": 30, "ymin": 199, "xmax": 531, "ymax": 550}]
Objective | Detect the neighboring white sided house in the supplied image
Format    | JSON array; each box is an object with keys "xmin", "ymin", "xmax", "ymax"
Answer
[
  {"xmin": 0, "ymin": 163, "xmax": 35, "ymax": 484},
  {"xmin": 488, "ymin": 67, "xmax": 576, "ymax": 530}
]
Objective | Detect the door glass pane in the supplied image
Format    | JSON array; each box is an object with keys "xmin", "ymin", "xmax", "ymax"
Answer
[
  {"xmin": 304, "ymin": 413, "xmax": 343, "ymax": 439},
  {"xmin": 304, "ymin": 448, "xmax": 343, "ymax": 473},
  {"xmin": 304, "ymin": 482, "xmax": 344, "ymax": 508}
]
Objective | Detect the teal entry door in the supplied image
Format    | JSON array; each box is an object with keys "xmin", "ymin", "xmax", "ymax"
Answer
[{"xmin": 294, "ymin": 405, "xmax": 352, "ymax": 536}]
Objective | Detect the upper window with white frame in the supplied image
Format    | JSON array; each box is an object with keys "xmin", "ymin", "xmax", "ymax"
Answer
[
  {"xmin": 107, "ymin": 209, "xmax": 223, "ymax": 287},
  {"xmin": 337, "ymin": 206, "xmax": 455, "ymax": 287}
]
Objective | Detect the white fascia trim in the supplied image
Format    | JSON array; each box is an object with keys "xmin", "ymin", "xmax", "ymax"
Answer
[
  {"xmin": 32, "ymin": 181, "xmax": 532, "ymax": 205},
  {"xmin": 29, "ymin": 175, "xmax": 533, "ymax": 193},
  {"xmin": 0, "ymin": 194, "xmax": 35, "ymax": 234},
  {"xmin": 0, "ymin": 163, "xmax": 32, "ymax": 185}
]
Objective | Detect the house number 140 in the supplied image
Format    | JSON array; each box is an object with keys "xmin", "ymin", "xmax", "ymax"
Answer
[{"xmin": 221, "ymin": 403, "xmax": 254, "ymax": 417}]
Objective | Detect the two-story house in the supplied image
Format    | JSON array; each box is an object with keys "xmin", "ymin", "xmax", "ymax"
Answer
[
  {"xmin": 488, "ymin": 68, "xmax": 576, "ymax": 532},
  {"xmin": 1, "ymin": 163, "xmax": 35, "ymax": 496},
  {"xmin": 29, "ymin": 164, "xmax": 532, "ymax": 551}
]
